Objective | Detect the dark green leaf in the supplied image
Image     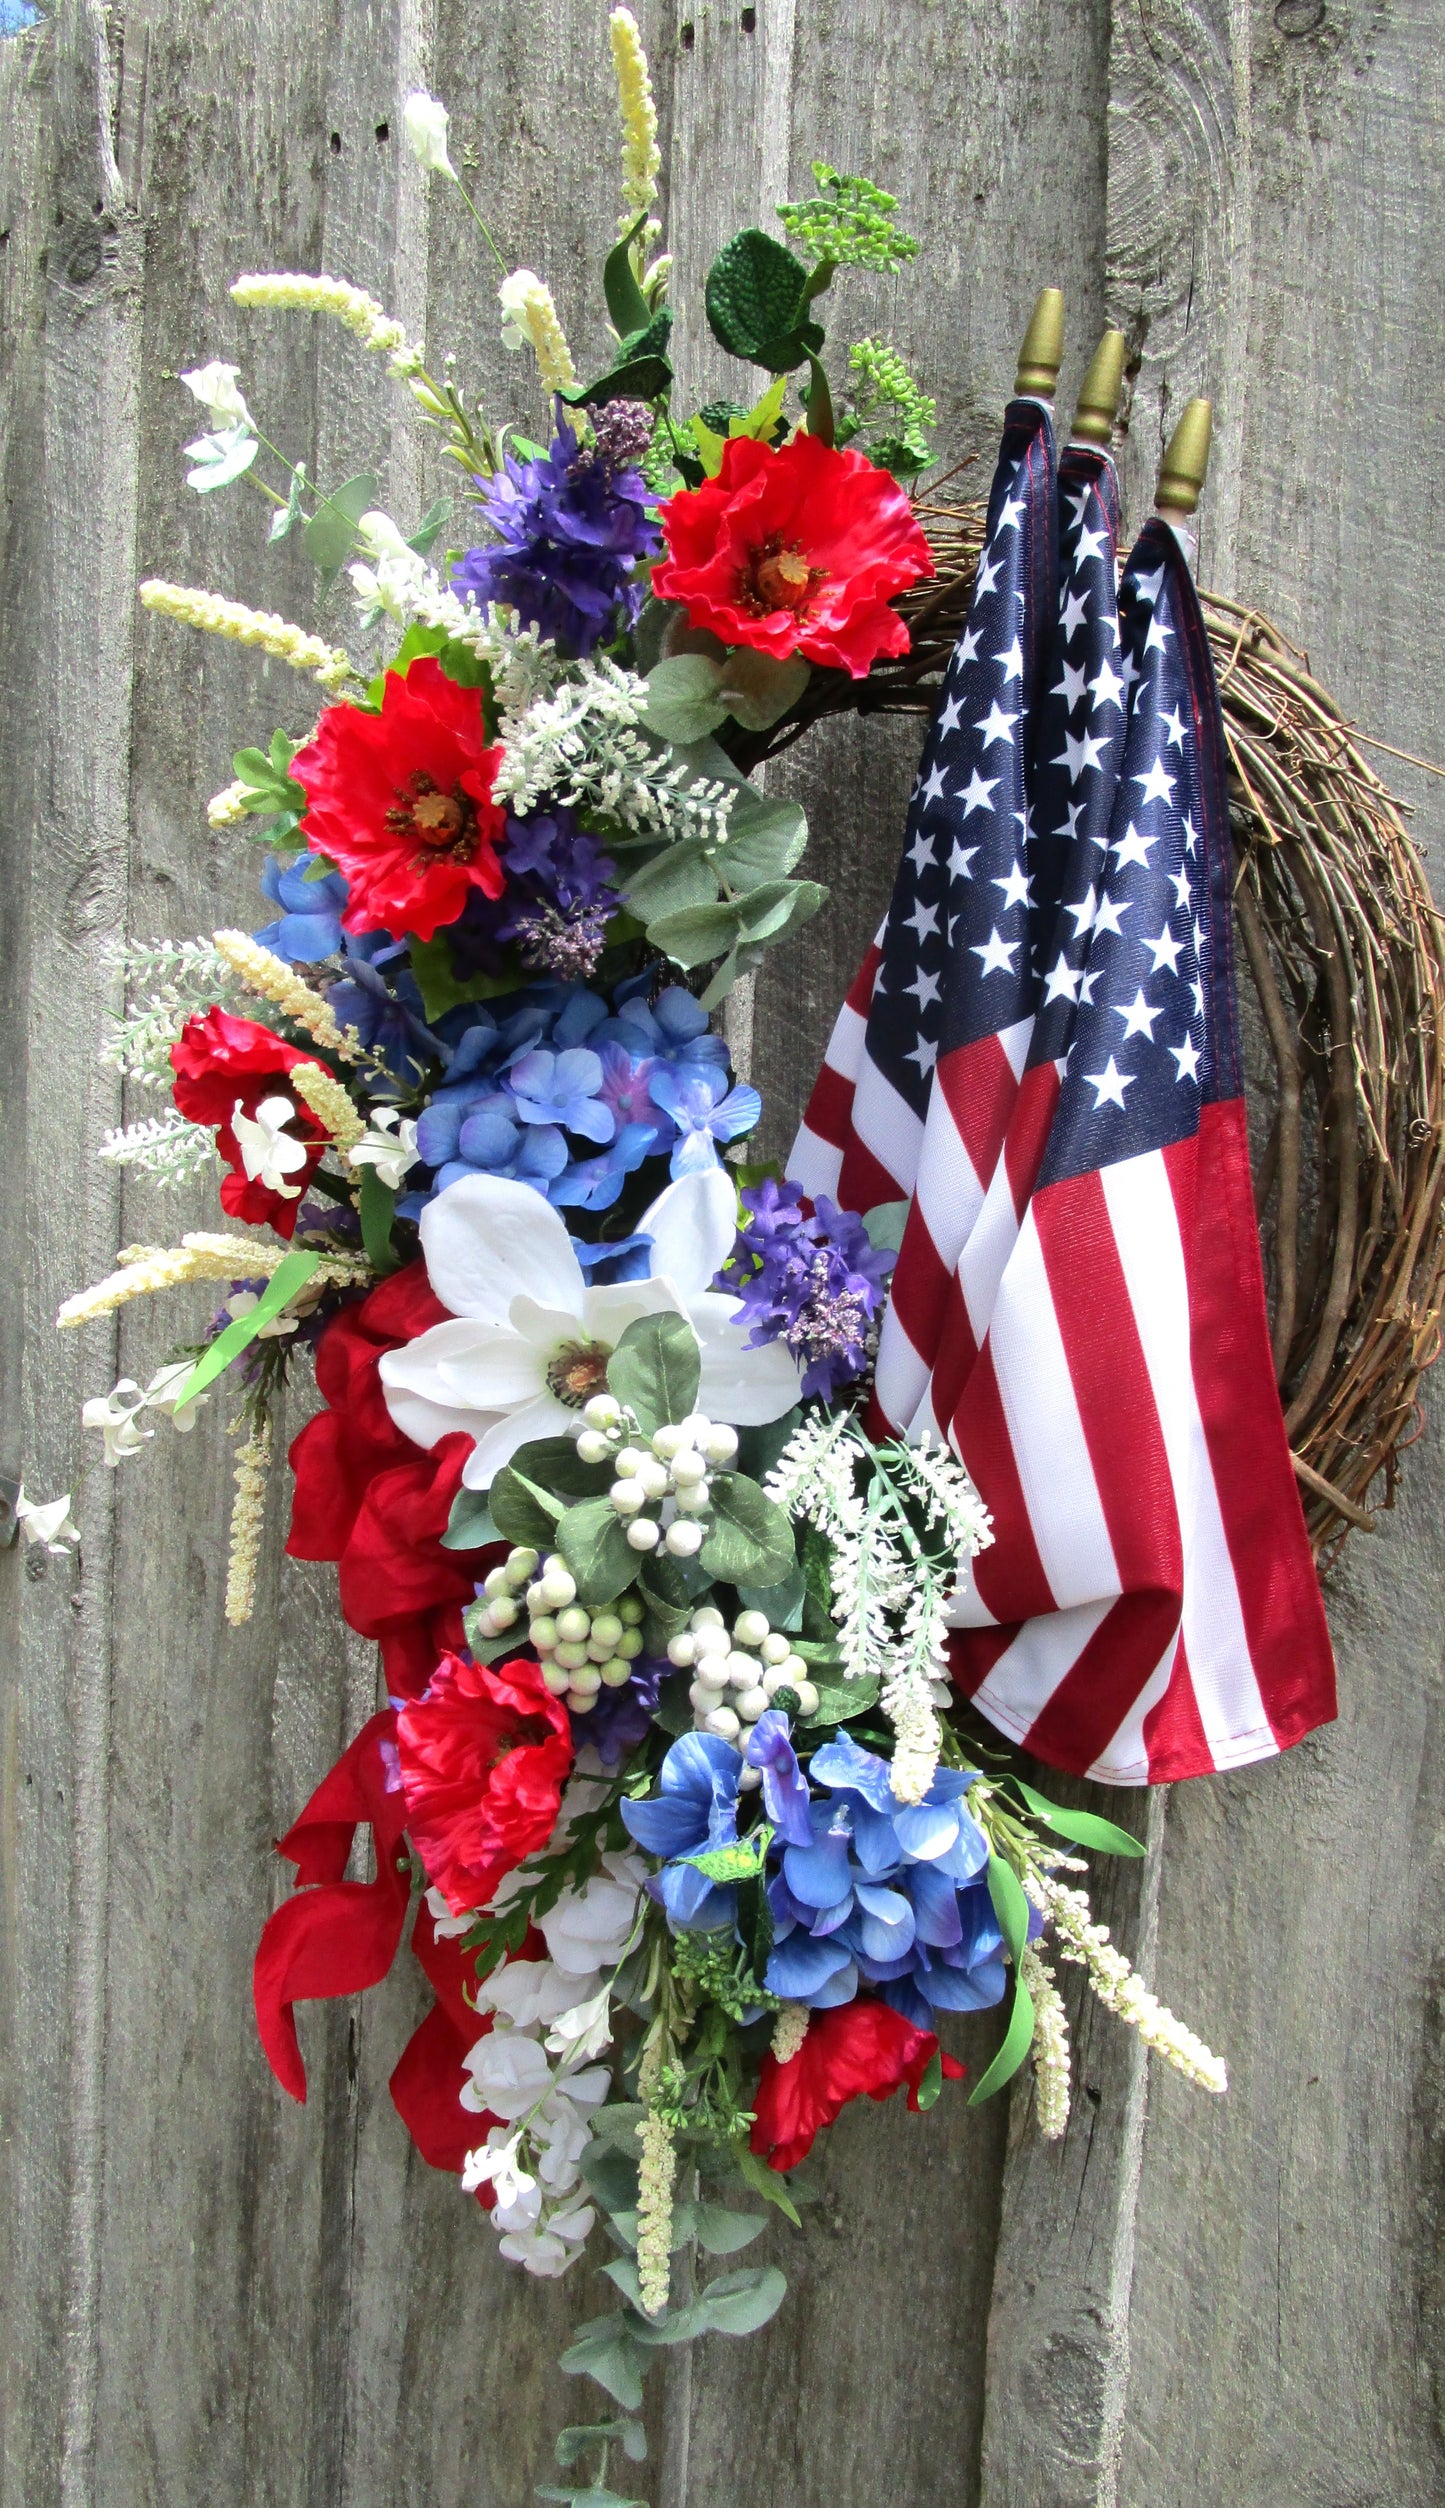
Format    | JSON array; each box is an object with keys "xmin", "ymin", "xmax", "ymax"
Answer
[
  {"xmin": 603, "ymin": 216, "xmax": 653, "ymax": 338},
  {"xmin": 357, "ymin": 1165, "xmax": 399, "ymax": 1275},
  {"xmin": 698, "ymin": 1472, "xmax": 796, "ymax": 1586},
  {"xmin": 734, "ymin": 1408, "xmax": 801, "ymax": 1483},
  {"xmin": 734, "ymin": 2142, "xmax": 802, "ymax": 2226},
  {"xmin": 462, "ymin": 1598, "xmax": 529, "ymax": 1663},
  {"xmin": 490, "ymin": 1465, "xmax": 565, "ymax": 1550},
  {"xmin": 510, "ymin": 1435, "xmax": 615, "ymax": 1501},
  {"xmin": 606, "ymin": 1312, "xmax": 700, "ymax": 1434},
  {"xmin": 406, "ymin": 495, "xmax": 452, "ymax": 557},
  {"xmin": 644, "ymin": 900, "xmax": 742, "ymax": 970},
  {"xmin": 406, "ymin": 932, "xmax": 520, "ymax": 1021},
  {"xmin": 581, "ymin": 2146, "xmax": 641, "ymax": 2213},
  {"xmin": 798, "ymin": 1671, "xmax": 878, "ymax": 1727},
  {"xmin": 914, "ymin": 2048, "xmax": 944, "ymax": 2110},
  {"xmin": 986, "ymin": 1853, "xmax": 1031, "ymax": 1968},
  {"xmin": 968, "ymin": 1971, "xmax": 1036, "ymax": 2105},
  {"xmin": 1013, "ymin": 1779, "xmax": 1147, "ymax": 1857},
  {"xmin": 441, "ymin": 1488, "xmax": 499, "ymax": 1551},
  {"xmin": 304, "ymin": 470, "xmax": 379, "ymax": 571},
  {"xmin": 705, "ymin": 229, "xmax": 813, "ymax": 368},
  {"xmin": 802, "ymin": 352, "xmax": 835, "ymax": 447},
  {"xmin": 561, "ymin": 310, "xmax": 674, "ymax": 408},
  {"xmin": 735, "ymin": 1562, "xmax": 806, "ymax": 1631},
  {"xmin": 651, "ymin": 1670, "xmax": 696, "ymax": 1736},
  {"xmin": 556, "ymin": 1495, "xmax": 636, "ymax": 1604}
]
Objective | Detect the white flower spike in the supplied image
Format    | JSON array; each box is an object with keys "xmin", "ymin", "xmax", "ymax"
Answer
[
  {"xmin": 402, "ymin": 91, "xmax": 457, "ymax": 180},
  {"xmin": 379, "ymin": 1165, "xmax": 801, "ymax": 1489}
]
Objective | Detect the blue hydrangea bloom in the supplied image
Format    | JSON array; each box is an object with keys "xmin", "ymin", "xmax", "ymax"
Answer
[
  {"xmin": 451, "ymin": 409, "xmax": 660, "ymax": 656},
  {"xmin": 649, "ymin": 1063, "xmax": 763, "ymax": 1176},
  {"xmin": 508, "ymin": 1046, "xmax": 615, "ymax": 1144},
  {"xmin": 255, "ymin": 855, "xmax": 350, "ymax": 963}
]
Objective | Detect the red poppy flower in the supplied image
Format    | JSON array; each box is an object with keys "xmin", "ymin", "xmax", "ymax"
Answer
[
  {"xmin": 286, "ymin": 1261, "xmax": 482, "ymax": 1692},
  {"xmin": 653, "ymin": 434, "xmax": 933, "ymax": 679},
  {"xmin": 170, "ymin": 1004, "xmax": 328, "ymax": 1237},
  {"xmin": 749, "ymin": 1997, "xmax": 966, "ymax": 2171},
  {"xmin": 396, "ymin": 1652, "xmax": 574, "ymax": 1915},
  {"xmin": 291, "ymin": 656, "xmax": 508, "ymax": 943}
]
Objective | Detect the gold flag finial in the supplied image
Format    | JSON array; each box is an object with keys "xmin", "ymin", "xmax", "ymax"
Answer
[
  {"xmin": 1156, "ymin": 398, "xmax": 1213, "ymax": 518},
  {"xmin": 1014, "ymin": 288, "xmax": 1065, "ymax": 400},
  {"xmin": 1070, "ymin": 330, "xmax": 1128, "ymax": 446}
]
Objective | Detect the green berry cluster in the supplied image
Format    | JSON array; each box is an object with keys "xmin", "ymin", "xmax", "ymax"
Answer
[{"xmin": 471, "ymin": 1545, "xmax": 646, "ymax": 1716}]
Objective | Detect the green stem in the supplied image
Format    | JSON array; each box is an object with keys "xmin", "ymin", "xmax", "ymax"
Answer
[{"xmin": 452, "ymin": 179, "xmax": 509, "ymax": 273}]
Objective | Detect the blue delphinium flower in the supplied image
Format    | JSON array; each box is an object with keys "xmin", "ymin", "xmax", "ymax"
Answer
[
  {"xmin": 576, "ymin": 1657, "xmax": 666, "ymax": 1767},
  {"xmin": 255, "ymin": 855, "xmax": 350, "ymax": 963},
  {"xmin": 451, "ymin": 405, "xmax": 660, "ymax": 656},
  {"xmin": 621, "ymin": 1714, "xmax": 813, "ymax": 1933},
  {"xmin": 648, "ymin": 1063, "xmax": 762, "ymax": 1177},
  {"xmin": 720, "ymin": 1178, "xmax": 896, "ymax": 1400},
  {"xmin": 763, "ymin": 1736, "xmax": 1008, "ymax": 2026},
  {"xmin": 326, "ymin": 937, "xmax": 441, "ymax": 1081}
]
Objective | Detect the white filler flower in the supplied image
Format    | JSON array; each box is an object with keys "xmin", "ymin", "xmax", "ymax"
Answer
[
  {"xmin": 402, "ymin": 90, "xmax": 456, "ymax": 179},
  {"xmin": 379, "ymin": 1165, "xmax": 800, "ymax": 1488},
  {"xmin": 179, "ymin": 359, "xmax": 253, "ymax": 429}
]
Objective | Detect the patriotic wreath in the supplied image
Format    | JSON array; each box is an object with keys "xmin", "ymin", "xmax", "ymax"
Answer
[{"xmin": 21, "ymin": 15, "xmax": 1435, "ymax": 2501}]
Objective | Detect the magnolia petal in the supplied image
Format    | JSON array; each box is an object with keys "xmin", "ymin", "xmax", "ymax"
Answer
[
  {"xmin": 461, "ymin": 1391, "xmax": 571, "ymax": 1489},
  {"xmin": 579, "ymin": 1276, "xmax": 684, "ymax": 1347},
  {"xmin": 420, "ymin": 1173, "xmax": 586, "ymax": 1324},
  {"xmin": 690, "ymin": 1290, "xmax": 802, "ymax": 1422},
  {"xmin": 507, "ymin": 1296, "xmax": 587, "ymax": 1354},
  {"xmin": 639, "ymin": 1164, "xmax": 739, "ymax": 1294}
]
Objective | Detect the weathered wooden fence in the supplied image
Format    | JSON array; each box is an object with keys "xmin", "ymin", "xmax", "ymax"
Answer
[{"xmin": 2, "ymin": 0, "xmax": 1443, "ymax": 2500}]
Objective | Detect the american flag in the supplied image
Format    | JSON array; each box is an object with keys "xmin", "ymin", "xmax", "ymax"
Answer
[{"xmin": 790, "ymin": 440, "xmax": 1335, "ymax": 1784}]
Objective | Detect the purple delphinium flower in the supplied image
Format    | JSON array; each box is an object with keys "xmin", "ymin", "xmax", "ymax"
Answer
[
  {"xmin": 451, "ymin": 406, "xmax": 660, "ymax": 656},
  {"xmin": 445, "ymin": 807, "xmax": 618, "ymax": 982},
  {"xmin": 573, "ymin": 1655, "xmax": 665, "ymax": 1766},
  {"xmin": 719, "ymin": 1177, "xmax": 896, "ymax": 1400}
]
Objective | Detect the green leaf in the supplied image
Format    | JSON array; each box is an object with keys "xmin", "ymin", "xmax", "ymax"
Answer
[
  {"xmin": 304, "ymin": 471, "xmax": 379, "ymax": 572},
  {"xmin": 1013, "ymin": 1780, "xmax": 1147, "ymax": 1857},
  {"xmin": 509, "ymin": 1435, "xmax": 615, "ymax": 1501},
  {"xmin": 606, "ymin": 1312, "xmax": 701, "ymax": 1433},
  {"xmin": 694, "ymin": 2264, "xmax": 788, "ymax": 2336},
  {"xmin": 914, "ymin": 2048, "xmax": 945, "ymax": 2110},
  {"xmin": 269, "ymin": 461, "xmax": 307, "ymax": 542},
  {"xmin": 441, "ymin": 1488, "xmax": 499, "ymax": 1551},
  {"xmin": 698, "ymin": 1472, "xmax": 796, "ymax": 1586},
  {"xmin": 651, "ymin": 1670, "xmax": 696, "ymax": 1736},
  {"xmin": 802, "ymin": 352, "xmax": 835, "ymax": 448},
  {"xmin": 697, "ymin": 941, "xmax": 763, "ymax": 1012},
  {"xmin": 968, "ymin": 1971, "xmax": 1036, "ymax": 2106},
  {"xmin": 693, "ymin": 2203, "xmax": 768, "ymax": 2255},
  {"xmin": 489, "ymin": 1465, "xmax": 565, "ymax": 1550},
  {"xmin": 357, "ymin": 1164, "xmax": 399, "ymax": 1275},
  {"xmin": 556, "ymin": 1495, "xmax": 636, "ymax": 1605},
  {"xmin": 561, "ymin": 310, "xmax": 674, "ymax": 408},
  {"xmin": 560, "ymin": 2313, "xmax": 645, "ymax": 2411},
  {"xmin": 862, "ymin": 1199, "xmax": 909, "ymax": 1253},
  {"xmin": 734, "ymin": 2142, "xmax": 802, "ymax": 2225},
  {"xmin": 644, "ymin": 900, "xmax": 742, "ymax": 971},
  {"xmin": 168, "ymin": 1250, "xmax": 320, "ymax": 1412},
  {"xmin": 604, "ymin": 215, "xmax": 653, "ymax": 337},
  {"xmin": 738, "ymin": 876, "xmax": 826, "ymax": 944},
  {"xmin": 705, "ymin": 229, "xmax": 818, "ymax": 370},
  {"xmin": 407, "ymin": 932, "xmax": 522, "ymax": 1021},
  {"xmin": 639, "ymin": 655, "xmax": 730, "ymax": 746},
  {"xmin": 735, "ymin": 1563, "xmax": 806, "ymax": 1631},
  {"xmin": 717, "ymin": 794, "xmax": 809, "ymax": 887},
  {"xmin": 406, "ymin": 496, "xmax": 452, "ymax": 557},
  {"xmin": 714, "ymin": 651, "xmax": 811, "ymax": 736},
  {"xmin": 798, "ymin": 1671, "xmax": 879, "ymax": 1728},
  {"xmin": 986, "ymin": 1853, "xmax": 1032, "ymax": 1969},
  {"xmin": 231, "ymin": 740, "xmax": 305, "ymax": 814},
  {"xmin": 729, "ymin": 373, "xmax": 790, "ymax": 440},
  {"xmin": 581, "ymin": 2146, "xmax": 641, "ymax": 2212},
  {"xmin": 734, "ymin": 1408, "xmax": 802, "ymax": 1483},
  {"xmin": 462, "ymin": 1599, "xmax": 529, "ymax": 1663},
  {"xmin": 374, "ymin": 620, "xmax": 491, "ymax": 694},
  {"xmin": 619, "ymin": 838, "xmax": 719, "ymax": 924}
]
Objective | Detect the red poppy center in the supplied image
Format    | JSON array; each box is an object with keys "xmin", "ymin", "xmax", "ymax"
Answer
[
  {"xmin": 545, "ymin": 1338, "xmax": 613, "ymax": 1407},
  {"xmin": 488, "ymin": 1714, "xmax": 552, "ymax": 1768},
  {"xmin": 387, "ymin": 771, "xmax": 480, "ymax": 868},
  {"xmin": 740, "ymin": 536, "xmax": 828, "ymax": 619}
]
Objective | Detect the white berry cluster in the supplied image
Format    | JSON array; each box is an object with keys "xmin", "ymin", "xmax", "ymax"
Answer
[
  {"xmin": 471, "ymin": 1546, "xmax": 646, "ymax": 1716},
  {"xmin": 667, "ymin": 1606, "xmax": 819, "ymax": 1767},
  {"xmin": 573, "ymin": 1392, "xmax": 740, "ymax": 1559}
]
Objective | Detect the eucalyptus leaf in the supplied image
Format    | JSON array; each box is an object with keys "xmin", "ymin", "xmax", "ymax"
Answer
[
  {"xmin": 697, "ymin": 941, "xmax": 763, "ymax": 1012},
  {"xmin": 698, "ymin": 1472, "xmax": 796, "ymax": 1586},
  {"xmin": 693, "ymin": 2204, "xmax": 768, "ymax": 2255},
  {"xmin": 559, "ymin": 2314, "xmax": 645, "ymax": 2411},
  {"xmin": 557, "ymin": 1496, "xmax": 636, "ymax": 1605},
  {"xmin": 644, "ymin": 900, "xmax": 743, "ymax": 971},
  {"xmin": 717, "ymin": 795, "xmax": 809, "ymax": 889},
  {"xmin": 714, "ymin": 649, "xmax": 811, "ymax": 734},
  {"xmin": 738, "ymin": 876, "xmax": 827, "ymax": 943},
  {"xmin": 862, "ymin": 1199, "xmax": 909, "ymax": 1253},
  {"xmin": 694, "ymin": 2264, "xmax": 788, "ymax": 2336},
  {"xmin": 640, "ymin": 655, "xmax": 729, "ymax": 746},
  {"xmin": 304, "ymin": 471, "xmax": 379, "ymax": 571},
  {"xmin": 606, "ymin": 1312, "xmax": 702, "ymax": 1432},
  {"xmin": 620, "ymin": 838, "xmax": 719, "ymax": 925}
]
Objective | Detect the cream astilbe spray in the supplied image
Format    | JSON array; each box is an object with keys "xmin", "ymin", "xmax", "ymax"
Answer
[
  {"xmin": 608, "ymin": 9, "xmax": 661, "ymax": 235},
  {"xmin": 1033, "ymin": 1873, "xmax": 1228, "ymax": 2094},
  {"xmin": 1019, "ymin": 1942, "xmax": 1071, "ymax": 2139},
  {"xmin": 210, "ymin": 933, "xmax": 366, "ymax": 1063},
  {"xmin": 289, "ymin": 1061, "xmax": 366, "ymax": 1153},
  {"xmin": 57, "ymin": 1236, "xmax": 368, "ymax": 1327},
  {"xmin": 225, "ymin": 1415, "xmax": 272, "ymax": 1626},
  {"xmin": 138, "ymin": 582, "xmax": 354, "ymax": 691},
  {"xmin": 230, "ymin": 272, "xmax": 425, "ymax": 373},
  {"xmin": 634, "ymin": 2037, "xmax": 677, "ymax": 2317},
  {"xmin": 497, "ymin": 270, "xmax": 577, "ymax": 395},
  {"xmin": 769, "ymin": 2002, "xmax": 810, "ymax": 2066}
]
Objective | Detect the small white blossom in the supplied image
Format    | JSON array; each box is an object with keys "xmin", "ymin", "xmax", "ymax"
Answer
[
  {"xmin": 536, "ymin": 1851, "xmax": 644, "ymax": 1975},
  {"xmin": 82, "ymin": 1381, "xmax": 152, "ymax": 1466},
  {"xmin": 461, "ymin": 2128, "xmax": 535, "ymax": 2208},
  {"xmin": 223, "ymin": 1289, "xmax": 299, "ymax": 1342},
  {"xmin": 15, "ymin": 1488, "xmax": 79, "ymax": 1553},
  {"xmin": 230, "ymin": 1094, "xmax": 311, "ymax": 1196},
  {"xmin": 348, "ymin": 1107, "xmax": 421, "ymax": 1190},
  {"xmin": 179, "ymin": 360, "xmax": 253, "ymax": 429},
  {"xmin": 544, "ymin": 1983, "xmax": 614, "ymax": 2064},
  {"xmin": 140, "ymin": 1360, "xmax": 207, "ymax": 1431},
  {"xmin": 402, "ymin": 90, "xmax": 457, "ymax": 179},
  {"xmin": 474, "ymin": 1958, "xmax": 581, "ymax": 2035}
]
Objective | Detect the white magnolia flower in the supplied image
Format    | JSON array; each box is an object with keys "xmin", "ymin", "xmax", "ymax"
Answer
[
  {"xmin": 379, "ymin": 1166, "xmax": 801, "ymax": 1489},
  {"xmin": 474, "ymin": 1957, "xmax": 581, "ymax": 2034},
  {"xmin": 461, "ymin": 2128, "xmax": 536, "ymax": 2208},
  {"xmin": 179, "ymin": 359, "xmax": 253, "ymax": 429},
  {"xmin": 538, "ymin": 1851, "xmax": 644, "ymax": 1977},
  {"xmin": 230, "ymin": 1094, "xmax": 311, "ymax": 1197},
  {"xmin": 402, "ymin": 89, "xmax": 456, "ymax": 179},
  {"xmin": 544, "ymin": 1983, "xmax": 614, "ymax": 2065},
  {"xmin": 15, "ymin": 1488, "xmax": 79, "ymax": 1553},
  {"xmin": 82, "ymin": 1381, "xmax": 152, "ymax": 1466},
  {"xmin": 349, "ymin": 1106, "xmax": 420, "ymax": 1191}
]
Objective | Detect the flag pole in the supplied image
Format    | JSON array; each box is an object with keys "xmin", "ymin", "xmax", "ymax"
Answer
[
  {"xmin": 1155, "ymin": 397, "xmax": 1213, "ymax": 565},
  {"xmin": 1068, "ymin": 328, "xmax": 1127, "ymax": 449},
  {"xmin": 1014, "ymin": 287, "xmax": 1065, "ymax": 401}
]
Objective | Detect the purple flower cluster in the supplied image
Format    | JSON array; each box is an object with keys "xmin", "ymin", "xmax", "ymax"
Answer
[
  {"xmin": 451, "ymin": 406, "xmax": 660, "ymax": 656},
  {"xmin": 720, "ymin": 1178, "xmax": 895, "ymax": 1400},
  {"xmin": 399, "ymin": 977, "xmax": 756, "ymax": 1218},
  {"xmin": 446, "ymin": 806, "xmax": 617, "ymax": 983}
]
